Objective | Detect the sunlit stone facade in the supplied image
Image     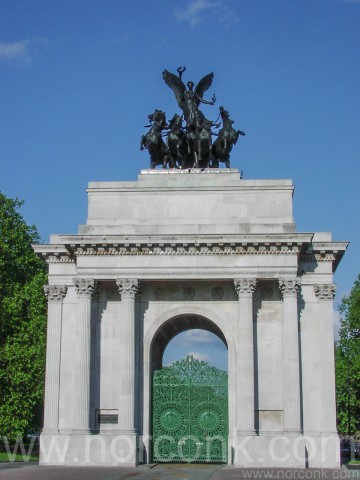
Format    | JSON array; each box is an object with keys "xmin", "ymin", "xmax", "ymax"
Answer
[{"xmin": 35, "ymin": 169, "xmax": 347, "ymax": 467}]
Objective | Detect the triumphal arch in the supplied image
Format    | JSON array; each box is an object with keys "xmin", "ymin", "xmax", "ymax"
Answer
[
  {"xmin": 35, "ymin": 68, "xmax": 347, "ymax": 468},
  {"xmin": 35, "ymin": 168, "xmax": 347, "ymax": 468}
]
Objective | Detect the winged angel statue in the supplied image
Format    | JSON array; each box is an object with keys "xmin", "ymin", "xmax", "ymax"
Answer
[
  {"xmin": 162, "ymin": 67, "xmax": 216, "ymax": 129},
  {"xmin": 140, "ymin": 67, "xmax": 245, "ymax": 169}
]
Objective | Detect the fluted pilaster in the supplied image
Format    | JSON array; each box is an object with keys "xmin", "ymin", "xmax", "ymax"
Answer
[
  {"xmin": 116, "ymin": 279, "xmax": 140, "ymax": 432},
  {"xmin": 234, "ymin": 278, "xmax": 256, "ymax": 435},
  {"xmin": 279, "ymin": 278, "xmax": 301, "ymax": 433},
  {"xmin": 43, "ymin": 285, "xmax": 67, "ymax": 433},
  {"xmin": 314, "ymin": 283, "xmax": 337, "ymax": 434},
  {"xmin": 73, "ymin": 278, "xmax": 96, "ymax": 433}
]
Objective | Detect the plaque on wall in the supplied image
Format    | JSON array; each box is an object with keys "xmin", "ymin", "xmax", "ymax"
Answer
[{"xmin": 98, "ymin": 414, "xmax": 118, "ymax": 424}]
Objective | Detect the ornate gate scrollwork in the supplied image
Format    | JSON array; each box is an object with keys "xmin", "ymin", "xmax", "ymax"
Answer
[{"xmin": 152, "ymin": 355, "xmax": 228, "ymax": 463}]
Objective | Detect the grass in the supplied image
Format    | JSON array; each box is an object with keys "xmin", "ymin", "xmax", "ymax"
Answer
[
  {"xmin": 0, "ymin": 452, "xmax": 38, "ymax": 462},
  {"xmin": 349, "ymin": 460, "xmax": 360, "ymax": 465}
]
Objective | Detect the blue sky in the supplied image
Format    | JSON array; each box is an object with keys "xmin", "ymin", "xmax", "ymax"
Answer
[{"xmin": 1, "ymin": 0, "xmax": 359, "ymax": 370}]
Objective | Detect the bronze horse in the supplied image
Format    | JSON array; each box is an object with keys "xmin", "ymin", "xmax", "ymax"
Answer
[
  {"xmin": 186, "ymin": 112, "xmax": 213, "ymax": 169},
  {"xmin": 193, "ymin": 124, "xmax": 212, "ymax": 168},
  {"xmin": 167, "ymin": 114, "xmax": 188, "ymax": 169},
  {"xmin": 140, "ymin": 110, "xmax": 174, "ymax": 169},
  {"xmin": 212, "ymin": 106, "xmax": 245, "ymax": 168}
]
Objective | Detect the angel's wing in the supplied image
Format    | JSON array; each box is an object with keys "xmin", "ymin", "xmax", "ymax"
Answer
[
  {"xmin": 195, "ymin": 72, "xmax": 214, "ymax": 99},
  {"xmin": 162, "ymin": 70, "xmax": 186, "ymax": 105}
]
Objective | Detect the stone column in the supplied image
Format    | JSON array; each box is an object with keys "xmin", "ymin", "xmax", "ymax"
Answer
[
  {"xmin": 90, "ymin": 285, "xmax": 101, "ymax": 431},
  {"xmin": 43, "ymin": 285, "xmax": 67, "ymax": 434},
  {"xmin": 279, "ymin": 278, "xmax": 302, "ymax": 433},
  {"xmin": 234, "ymin": 278, "xmax": 256, "ymax": 435},
  {"xmin": 314, "ymin": 283, "xmax": 337, "ymax": 434},
  {"xmin": 116, "ymin": 279, "xmax": 140, "ymax": 432},
  {"xmin": 73, "ymin": 278, "xmax": 97, "ymax": 433}
]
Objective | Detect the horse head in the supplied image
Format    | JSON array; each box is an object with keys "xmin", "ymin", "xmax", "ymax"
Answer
[
  {"xmin": 168, "ymin": 114, "xmax": 183, "ymax": 132},
  {"xmin": 148, "ymin": 109, "xmax": 167, "ymax": 128},
  {"xmin": 219, "ymin": 106, "xmax": 235, "ymax": 128}
]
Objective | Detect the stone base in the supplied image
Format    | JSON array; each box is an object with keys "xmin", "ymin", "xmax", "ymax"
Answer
[
  {"xmin": 39, "ymin": 432, "xmax": 138, "ymax": 466},
  {"xmin": 231, "ymin": 434, "xmax": 340, "ymax": 468},
  {"xmin": 39, "ymin": 432, "xmax": 340, "ymax": 468},
  {"xmin": 304, "ymin": 434, "xmax": 340, "ymax": 468}
]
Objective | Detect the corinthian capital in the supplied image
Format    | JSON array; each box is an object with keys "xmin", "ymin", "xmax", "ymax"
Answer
[
  {"xmin": 116, "ymin": 279, "xmax": 140, "ymax": 298},
  {"xmin": 234, "ymin": 278, "xmax": 256, "ymax": 297},
  {"xmin": 73, "ymin": 278, "xmax": 97, "ymax": 298},
  {"xmin": 314, "ymin": 284, "xmax": 336, "ymax": 300},
  {"xmin": 279, "ymin": 278, "xmax": 300, "ymax": 297},
  {"xmin": 44, "ymin": 285, "xmax": 67, "ymax": 302}
]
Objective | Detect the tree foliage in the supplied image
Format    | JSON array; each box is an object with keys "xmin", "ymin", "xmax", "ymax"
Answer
[
  {"xmin": 335, "ymin": 274, "xmax": 360, "ymax": 434},
  {"xmin": 0, "ymin": 192, "xmax": 47, "ymax": 440}
]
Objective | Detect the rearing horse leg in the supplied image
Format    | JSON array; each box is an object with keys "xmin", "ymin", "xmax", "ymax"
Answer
[
  {"xmin": 193, "ymin": 151, "xmax": 199, "ymax": 168},
  {"xmin": 176, "ymin": 146, "xmax": 182, "ymax": 169}
]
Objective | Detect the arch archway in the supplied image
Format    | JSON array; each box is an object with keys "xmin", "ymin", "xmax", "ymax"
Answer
[
  {"xmin": 162, "ymin": 328, "xmax": 228, "ymax": 372},
  {"xmin": 143, "ymin": 309, "xmax": 234, "ymax": 464},
  {"xmin": 142, "ymin": 306, "xmax": 237, "ymax": 464},
  {"xmin": 150, "ymin": 314, "xmax": 228, "ymax": 371}
]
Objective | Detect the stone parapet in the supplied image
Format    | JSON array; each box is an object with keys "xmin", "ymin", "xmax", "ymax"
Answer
[{"xmin": 82, "ymin": 172, "xmax": 295, "ymax": 235}]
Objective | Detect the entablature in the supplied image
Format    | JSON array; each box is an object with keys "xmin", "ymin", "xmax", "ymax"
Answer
[
  {"xmin": 299, "ymin": 241, "xmax": 349, "ymax": 272},
  {"xmin": 33, "ymin": 233, "xmax": 347, "ymax": 272},
  {"xmin": 34, "ymin": 233, "xmax": 308, "ymax": 262}
]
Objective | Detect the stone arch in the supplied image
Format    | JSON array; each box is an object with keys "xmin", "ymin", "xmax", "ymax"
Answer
[
  {"xmin": 144, "ymin": 304, "xmax": 235, "ymax": 364},
  {"xmin": 150, "ymin": 314, "xmax": 228, "ymax": 371},
  {"xmin": 142, "ymin": 305, "xmax": 237, "ymax": 463}
]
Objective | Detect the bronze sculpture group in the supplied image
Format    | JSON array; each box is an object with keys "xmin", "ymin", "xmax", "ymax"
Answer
[{"xmin": 140, "ymin": 67, "xmax": 245, "ymax": 169}]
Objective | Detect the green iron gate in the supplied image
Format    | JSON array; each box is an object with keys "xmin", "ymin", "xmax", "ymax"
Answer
[{"xmin": 152, "ymin": 355, "xmax": 228, "ymax": 463}]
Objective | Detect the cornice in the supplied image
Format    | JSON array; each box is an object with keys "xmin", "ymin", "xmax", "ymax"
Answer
[
  {"xmin": 33, "ymin": 234, "xmax": 348, "ymax": 269},
  {"xmin": 69, "ymin": 242, "xmax": 302, "ymax": 256},
  {"xmin": 299, "ymin": 241, "xmax": 349, "ymax": 272},
  {"xmin": 32, "ymin": 244, "xmax": 75, "ymax": 264},
  {"xmin": 60, "ymin": 233, "xmax": 312, "ymax": 244},
  {"xmin": 87, "ymin": 174, "xmax": 295, "ymax": 193}
]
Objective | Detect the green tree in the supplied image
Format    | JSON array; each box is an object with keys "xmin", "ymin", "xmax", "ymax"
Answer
[
  {"xmin": 335, "ymin": 274, "xmax": 360, "ymax": 435},
  {"xmin": 0, "ymin": 192, "xmax": 47, "ymax": 440}
]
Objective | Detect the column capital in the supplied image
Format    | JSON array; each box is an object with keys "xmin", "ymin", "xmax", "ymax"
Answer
[
  {"xmin": 314, "ymin": 283, "xmax": 336, "ymax": 300},
  {"xmin": 116, "ymin": 279, "xmax": 140, "ymax": 299},
  {"xmin": 73, "ymin": 278, "xmax": 97, "ymax": 298},
  {"xmin": 279, "ymin": 278, "xmax": 300, "ymax": 297},
  {"xmin": 234, "ymin": 278, "xmax": 256, "ymax": 297},
  {"xmin": 44, "ymin": 285, "xmax": 67, "ymax": 302}
]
